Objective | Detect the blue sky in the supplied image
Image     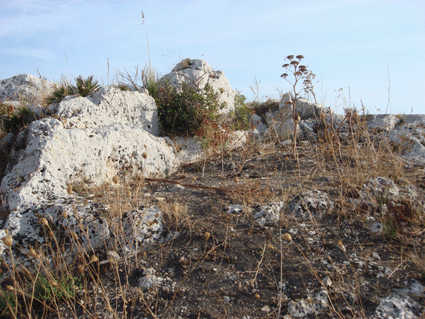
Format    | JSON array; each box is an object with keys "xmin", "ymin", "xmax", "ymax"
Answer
[{"xmin": 0, "ymin": 0, "xmax": 424, "ymax": 114}]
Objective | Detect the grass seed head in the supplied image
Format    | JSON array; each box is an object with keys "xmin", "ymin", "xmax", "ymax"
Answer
[
  {"xmin": 338, "ymin": 240, "xmax": 346, "ymax": 252},
  {"xmin": 40, "ymin": 217, "xmax": 49, "ymax": 227},
  {"xmin": 2, "ymin": 235, "xmax": 13, "ymax": 247},
  {"xmin": 282, "ymin": 233, "xmax": 292, "ymax": 242},
  {"xmin": 77, "ymin": 265, "xmax": 85, "ymax": 274},
  {"xmin": 28, "ymin": 248, "xmax": 39, "ymax": 258},
  {"xmin": 5, "ymin": 285, "xmax": 14, "ymax": 291}
]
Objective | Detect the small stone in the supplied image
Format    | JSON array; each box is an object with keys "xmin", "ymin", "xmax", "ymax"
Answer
[
  {"xmin": 322, "ymin": 276, "xmax": 332, "ymax": 287},
  {"xmin": 371, "ymin": 222, "xmax": 383, "ymax": 234},
  {"xmin": 223, "ymin": 296, "xmax": 230, "ymax": 302},
  {"xmin": 261, "ymin": 305, "xmax": 270, "ymax": 312},
  {"xmin": 372, "ymin": 252, "xmax": 381, "ymax": 260}
]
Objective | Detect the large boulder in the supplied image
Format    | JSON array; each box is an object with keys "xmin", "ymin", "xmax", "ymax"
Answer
[
  {"xmin": 48, "ymin": 86, "xmax": 160, "ymax": 135},
  {"xmin": 160, "ymin": 59, "xmax": 235, "ymax": 114},
  {"xmin": 278, "ymin": 93, "xmax": 324, "ymax": 120},
  {"xmin": 389, "ymin": 115, "xmax": 425, "ymax": 166},
  {"xmin": 0, "ymin": 81, "xmax": 181, "ymax": 259},
  {"xmin": 0, "ymin": 74, "xmax": 56, "ymax": 103}
]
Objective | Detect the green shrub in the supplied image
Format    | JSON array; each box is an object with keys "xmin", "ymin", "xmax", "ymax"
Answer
[
  {"xmin": 229, "ymin": 92, "xmax": 252, "ymax": 131},
  {"xmin": 156, "ymin": 82, "xmax": 223, "ymax": 136}
]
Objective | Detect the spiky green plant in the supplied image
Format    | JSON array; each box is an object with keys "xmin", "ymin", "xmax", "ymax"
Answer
[
  {"xmin": 49, "ymin": 75, "xmax": 100, "ymax": 103},
  {"xmin": 71, "ymin": 75, "xmax": 100, "ymax": 97}
]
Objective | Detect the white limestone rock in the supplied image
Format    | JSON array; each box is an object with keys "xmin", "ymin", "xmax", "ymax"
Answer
[
  {"xmin": 278, "ymin": 93, "xmax": 323, "ymax": 120},
  {"xmin": 51, "ymin": 86, "xmax": 160, "ymax": 136},
  {"xmin": 389, "ymin": 115, "xmax": 425, "ymax": 166},
  {"xmin": 1, "ymin": 119, "xmax": 179, "ymax": 212},
  {"xmin": 287, "ymin": 289, "xmax": 329, "ymax": 318},
  {"xmin": 119, "ymin": 206, "xmax": 165, "ymax": 249},
  {"xmin": 0, "ymin": 74, "xmax": 56, "ymax": 103},
  {"xmin": 160, "ymin": 59, "xmax": 235, "ymax": 114},
  {"xmin": 254, "ymin": 202, "xmax": 285, "ymax": 226},
  {"xmin": 285, "ymin": 190, "xmax": 334, "ymax": 221},
  {"xmin": 265, "ymin": 110, "xmax": 301, "ymax": 141},
  {"xmin": 366, "ymin": 114, "xmax": 400, "ymax": 131}
]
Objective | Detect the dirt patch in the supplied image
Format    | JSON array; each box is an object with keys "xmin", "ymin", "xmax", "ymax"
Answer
[{"xmin": 47, "ymin": 141, "xmax": 425, "ymax": 318}]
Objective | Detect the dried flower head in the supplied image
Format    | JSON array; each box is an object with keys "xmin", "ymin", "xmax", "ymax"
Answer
[
  {"xmin": 281, "ymin": 73, "xmax": 289, "ymax": 79},
  {"xmin": 5, "ymin": 285, "xmax": 14, "ymax": 291},
  {"xmin": 204, "ymin": 231, "xmax": 211, "ymax": 241},
  {"xmin": 338, "ymin": 240, "xmax": 346, "ymax": 252},
  {"xmin": 67, "ymin": 183, "xmax": 73, "ymax": 195},
  {"xmin": 62, "ymin": 211, "xmax": 69, "ymax": 219},
  {"xmin": 282, "ymin": 233, "xmax": 292, "ymax": 242},
  {"xmin": 40, "ymin": 217, "xmax": 49, "ymax": 227},
  {"xmin": 296, "ymin": 55, "xmax": 304, "ymax": 60},
  {"xmin": 90, "ymin": 255, "xmax": 99, "ymax": 263},
  {"xmin": 29, "ymin": 248, "xmax": 39, "ymax": 258},
  {"xmin": 48, "ymin": 279, "xmax": 58, "ymax": 286},
  {"xmin": 282, "ymin": 64, "xmax": 290, "ymax": 68},
  {"xmin": 2, "ymin": 235, "xmax": 13, "ymax": 247},
  {"xmin": 77, "ymin": 265, "xmax": 85, "ymax": 274},
  {"xmin": 286, "ymin": 55, "xmax": 294, "ymax": 60},
  {"xmin": 112, "ymin": 175, "xmax": 119, "ymax": 184}
]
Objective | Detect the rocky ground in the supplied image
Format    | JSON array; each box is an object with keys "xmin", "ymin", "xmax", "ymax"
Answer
[{"xmin": 42, "ymin": 139, "xmax": 425, "ymax": 319}]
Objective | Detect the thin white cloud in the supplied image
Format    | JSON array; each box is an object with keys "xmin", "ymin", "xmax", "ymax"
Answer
[{"xmin": 0, "ymin": 47, "xmax": 54, "ymax": 60}]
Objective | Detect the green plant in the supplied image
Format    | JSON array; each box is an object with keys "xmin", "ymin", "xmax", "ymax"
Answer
[
  {"xmin": 156, "ymin": 82, "xmax": 223, "ymax": 137},
  {"xmin": 32, "ymin": 272, "xmax": 80, "ymax": 307},
  {"xmin": 281, "ymin": 55, "xmax": 316, "ymax": 157},
  {"xmin": 71, "ymin": 75, "xmax": 100, "ymax": 97},
  {"xmin": 0, "ymin": 290, "xmax": 19, "ymax": 318},
  {"xmin": 229, "ymin": 92, "xmax": 252, "ymax": 131},
  {"xmin": 0, "ymin": 102, "xmax": 33, "ymax": 133},
  {"xmin": 49, "ymin": 85, "xmax": 74, "ymax": 103},
  {"xmin": 382, "ymin": 216, "xmax": 399, "ymax": 239},
  {"xmin": 49, "ymin": 75, "xmax": 100, "ymax": 103}
]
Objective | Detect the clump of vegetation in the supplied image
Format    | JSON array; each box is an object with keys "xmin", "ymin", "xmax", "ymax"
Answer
[
  {"xmin": 49, "ymin": 75, "xmax": 100, "ymax": 103},
  {"xmin": 228, "ymin": 92, "xmax": 252, "ymax": 131},
  {"xmin": 249, "ymin": 98, "xmax": 280, "ymax": 122},
  {"xmin": 156, "ymin": 82, "xmax": 223, "ymax": 136},
  {"xmin": 0, "ymin": 101, "xmax": 33, "ymax": 133}
]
